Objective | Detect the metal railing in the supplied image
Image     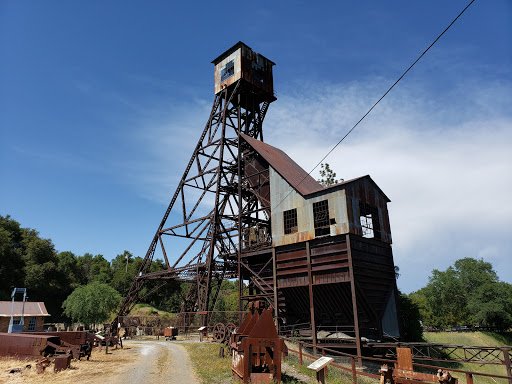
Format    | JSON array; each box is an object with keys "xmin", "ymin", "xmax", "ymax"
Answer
[{"xmin": 282, "ymin": 337, "xmax": 512, "ymax": 384}]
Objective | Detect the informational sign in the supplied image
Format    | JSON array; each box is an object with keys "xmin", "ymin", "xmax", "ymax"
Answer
[{"xmin": 307, "ymin": 356, "xmax": 334, "ymax": 372}]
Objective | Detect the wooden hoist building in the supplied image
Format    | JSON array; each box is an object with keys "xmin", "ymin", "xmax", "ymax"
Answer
[{"xmin": 117, "ymin": 41, "xmax": 401, "ymax": 356}]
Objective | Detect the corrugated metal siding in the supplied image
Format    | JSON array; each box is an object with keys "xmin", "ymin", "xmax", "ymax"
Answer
[
  {"xmin": 213, "ymin": 43, "xmax": 275, "ymax": 96},
  {"xmin": 270, "ymin": 167, "xmax": 350, "ymax": 247},
  {"xmin": 213, "ymin": 48, "xmax": 242, "ymax": 94},
  {"xmin": 0, "ymin": 301, "xmax": 50, "ymax": 317}
]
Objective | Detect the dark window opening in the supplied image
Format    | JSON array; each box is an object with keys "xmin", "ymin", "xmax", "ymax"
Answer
[
  {"xmin": 283, "ymin": 209, "xmax": 298, "ymax": 235},
  {"xmin": 251, "ymin": 60, "xmax": 264, "ymax": 83},
  {"xmin": 313, "ymin": 200, "xmax": 330, "ymax": 237},
  {"xmin": 359, "ymin": 201, "xmax": 381, "ymax": 239},
  {"xmin": 221, "ymin": 60, "xmax": 235, "ymax": 82},
  {"xmin": 28, "ymin": 317, "xmax": 37, "ymax": 331}
]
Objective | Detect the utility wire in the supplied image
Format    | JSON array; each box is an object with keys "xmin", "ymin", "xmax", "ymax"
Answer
[{"xmin": 272, "ymin": 0, "xmax": 476, "ymax": 211}]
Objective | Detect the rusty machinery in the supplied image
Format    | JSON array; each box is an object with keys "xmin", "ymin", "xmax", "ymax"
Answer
[
  {"xmin": 114, "ymin": 40, "xmax": 401, "ymax": 363},
  {"xmin": 379, "ymin": 347, "xmax": 457, "ymax": 384},
  {"xmin": 212, "ymin": 322, "xmax": 237, "ymax": 344},
  {"xmin": 113, "ymin": 41, "xmax": 277, "ymax": 330},
  {"xmin": 230, "ymin": 301, "xmax": 287, "ymax": 383},
  {"xmin": 164, "ymin": 327, "xmax": 178, "ymax": 340},
  {"xmin": 0, "ymin": 333, "xmax": 74, "ymax": 372},
  {"xmin": 32, "ymin": 331, "xmax": 95, "ymax": 360}
]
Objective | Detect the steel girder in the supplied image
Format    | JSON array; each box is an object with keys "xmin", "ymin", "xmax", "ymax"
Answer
[{"xmin": 115, "ymin": 81, "xmax": 274, "ymax": 327}]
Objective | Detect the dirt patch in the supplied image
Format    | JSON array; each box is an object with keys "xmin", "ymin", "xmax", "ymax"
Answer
[
  {"xmin": 0, "ymin": 339, "xmax": 200, "ymax": 384},
  {"xmin": 0, "ymin": 344, "xmax": 136, "ymax": 384}
]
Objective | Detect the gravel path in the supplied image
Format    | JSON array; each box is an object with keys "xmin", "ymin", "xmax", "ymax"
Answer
[{"xmin": 112, "ymin": 339, "xmax": 199, "ymax": 384}]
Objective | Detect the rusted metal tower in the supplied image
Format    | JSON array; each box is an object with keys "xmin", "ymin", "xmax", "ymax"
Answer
[{"xmin": 116, "ymin": 42, "xmax": 276, "ymax": 325}]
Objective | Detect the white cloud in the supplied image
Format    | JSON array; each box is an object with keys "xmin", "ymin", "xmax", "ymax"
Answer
[
  {"xmin": 265, "ymin": 78, "xmax": 512, "ymax": 292},
  {"xmin": 124, "ymin": 76, "xmax": 512, "ymax": 293}
]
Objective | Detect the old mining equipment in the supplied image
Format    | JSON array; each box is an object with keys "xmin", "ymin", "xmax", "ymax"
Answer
[
  {"xmin": 114, "ymin": 41, "xmax": 277, "ymax": 331},
  {"xmin": 379, "ymin": 347, "xmax": 457, "ymax": 384},
  {"xmin": 115, "ymin": 40, "xmax": 401, "ymax": 363},
  {"xmin": 230, "ymin": 301, "xmax": 287, "ymax": 383}
]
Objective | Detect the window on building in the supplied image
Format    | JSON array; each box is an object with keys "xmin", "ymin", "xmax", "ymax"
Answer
[
  {"xmin": 359, "ymin": 201, "xmax": 381, "ymax": 239},
  {"xmin": 283, "ymin": 209, "xmax": 298, "ymax": 234},
  {"xmin": 221, "ymin": 60, "xmax": 235, "ymax": 82},
  {"xmin": 313, "ymin": 200, "xmax": 330, "ymax": 237},
  {"xmin": 28, "ymin": 317, "xmax": 37, "ymax": 331},
  {"xmin": 12, "ymin": 318, "xmax": 21, "ymax": 325}
]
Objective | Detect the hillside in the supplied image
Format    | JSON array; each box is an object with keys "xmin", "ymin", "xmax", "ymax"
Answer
[
  {"xmin": 422, "ymin": 331, "xmax": 512, "ymax": 384},
  {"xmin": 424, "ymin": 331, "xmax": 512, "ymax": 347}
]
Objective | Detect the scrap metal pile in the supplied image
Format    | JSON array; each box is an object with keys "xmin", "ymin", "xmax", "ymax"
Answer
[{"xmin": 0, "ymin": 330, "xmax": 118, "ymax": 373}]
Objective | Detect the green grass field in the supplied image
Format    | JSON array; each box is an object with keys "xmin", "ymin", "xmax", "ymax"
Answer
[
  {"xmin": 422, "ymin": 331, "xmax": 512, "ymax": 384},
  {"xmin": 182, "ymin": 333, "xmax": 511, "ymax": 384}
]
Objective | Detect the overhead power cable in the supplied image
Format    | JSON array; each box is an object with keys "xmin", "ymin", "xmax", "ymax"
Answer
[{"xmin": 273, "ymin": 0, "xmax": 476, "ymax": 211}]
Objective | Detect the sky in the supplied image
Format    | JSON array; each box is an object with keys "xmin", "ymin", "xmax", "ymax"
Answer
[{"xmin": 1, "ymin": 1, "xmax": 511, "ymax": 294}]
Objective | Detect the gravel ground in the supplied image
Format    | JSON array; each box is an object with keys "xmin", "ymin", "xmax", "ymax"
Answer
[{"xmin": 112, "ymin": 339, "xmax": 199, "ymax": 384}]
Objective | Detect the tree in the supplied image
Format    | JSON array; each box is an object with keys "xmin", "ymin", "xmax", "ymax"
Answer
[
  {"xmin": 317, "ymin": 163, "xmax": 339, "ymax": 187},
  {"xmin": 467, "ymin": 281, "xmax": 512, "ymax": 329},
  {"xmin": 0, "ymin": 215, "xmax": 25, "ymax": 299},
  {"xmin": 411, "ymin": 257, "xmax": 512, "ymax": 329},
  {"xmin": 77, "ymin": 253, "xmax": 112, "ymax": 284},
  {"xmin": 57, "ymin": 251, "xmax": 83, "ymax": 289},
  {"xmin": 62, "ymin": 282, "xmax": 122, "ymax": 327},
  {"xmin": 399, "ymin": 291, "xmax": 423, "ymax": 341},
  {"xmin": 110, "ymin": 251, "xmax": 141, "ymax": 296}
]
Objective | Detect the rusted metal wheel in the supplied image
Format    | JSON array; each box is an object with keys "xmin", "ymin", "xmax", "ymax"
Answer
[
  {"xmin": 212, "ymin": 323, "xmax": 226, "ymax": 343},
  {"xmin": 225, "ymin": 323, "xmax": 237, "ymax": 340},
  {"xmin": 225, "ymin": 323, "xmax": 237, "ymax": 351}
]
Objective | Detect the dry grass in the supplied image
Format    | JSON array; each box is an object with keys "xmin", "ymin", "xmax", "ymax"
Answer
[{"xmin": 0, "ymin": 345, "xmax": 136, "ymax": 384}]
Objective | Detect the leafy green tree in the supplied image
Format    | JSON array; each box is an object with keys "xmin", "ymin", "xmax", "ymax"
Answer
[
  {"xmin": 422, "ymin": 267, "xmax": 468, "ymax": 326},
  {"xmin": 0, "ymin": 215, "xmax": 72, "ymax": 320},
  {"xmin": 412, "ymin": 257, "xmax": 511, "ymax": 329},
  {"xmin": 317, "ymin": 163, "xmax": 339, "ymax": 187},
  {"xmin": 408, "ymin": 289, "xmax": 435, "ymax": 326},
  {"xmin": 77, "ymin": 253, "xmax": 112, "ymax": 284},
  {"xmin": 399, "ymin": 292, "xmax": 423, "ymax": 341},
  {"xmin": 62, "ymin": 282, "xmax": 122, "ymax": 326},
  {"xmin": 110, "ymin": 251, "xmax": 142, "ymax": 296},
  {"xmin": 467, "ymin": 281, "xmax": 512, "ymax": 329},
  {"xmin": 0, "ymin": 215, "xmax": 25, "ymax": 299},
  {"xmin": 57, "ymin": 251, "xmax": 83, "ymax": 288},
  {"xmin": 20, "ymin": 227, "xmax": 70, "ymax": 321}
]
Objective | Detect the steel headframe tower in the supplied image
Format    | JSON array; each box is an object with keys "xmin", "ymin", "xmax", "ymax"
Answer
[{"xmin": 116, "ymin": 42, "xmax": 276, "ymax": 326}]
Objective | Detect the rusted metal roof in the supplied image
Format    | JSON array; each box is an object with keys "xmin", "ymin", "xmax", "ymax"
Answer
[
  {"xmin": 211, "ymin": 41, "xmax": 276, "ymax": 66},
  {"xmin": 241, "ymin": 134, "xmax": 391, "ymax": 201},
  {"xmin": 321, "ymin": 175, "xmax": 391, "ymax": 202},
  {"xmin": 0, "ymin": 301, "xmax": 50, "ymax": 317},
  {"xmin": 241, "ymin": 133, "xmax": 324, "ymax": 196}
]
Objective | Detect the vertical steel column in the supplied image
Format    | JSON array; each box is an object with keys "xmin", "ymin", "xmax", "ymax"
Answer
[
  {"xmin": 272, "ymin": 248, "xmax": 278, "ymax": 326},
  {"xmin": 237, "ymin": 91, "xmax": 243, "ymax": 326},
  {"xmin": 347, "ymin": 234, "xmax": 362, "ymax": 365},
  {"xmin": 306, "ymin": 241, "xmax": 317, "ymax": 351}
]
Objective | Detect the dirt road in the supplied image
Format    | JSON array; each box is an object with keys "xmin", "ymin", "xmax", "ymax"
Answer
[
  {"xmin": 112, "ymin": 339, "xmax": 199, "ymax": 384},
  {"xmin": 0, "ymin": 338, "xmax": 199, "ymax": 384}
]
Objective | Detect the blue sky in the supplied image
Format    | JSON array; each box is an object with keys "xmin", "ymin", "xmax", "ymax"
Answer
[{"xmin": 1, "ymin": 1, "xmax": 511, "ymax": 293}]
